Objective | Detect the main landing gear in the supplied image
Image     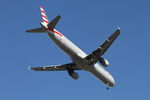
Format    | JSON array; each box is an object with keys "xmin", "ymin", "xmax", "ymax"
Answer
[{"xmin": 67, "ymin": 69, "xmax": 79, "ymax": 80}]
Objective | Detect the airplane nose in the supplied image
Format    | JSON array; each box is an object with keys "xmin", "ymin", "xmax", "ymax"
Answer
[
  {"xmin": 111, "ymin": 77, "xmax": 115, "ymax": 87},
  {"xmin": 108, "ymin": 75, "xmax": 115, "ymax": 87}
]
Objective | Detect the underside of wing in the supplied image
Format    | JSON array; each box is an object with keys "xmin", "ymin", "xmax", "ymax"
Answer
[
  {"xmin": 84, "ymin": 28, "xmax": 120, "ymax": 64},
  {"xmin": 29, "ymin": 63, "xmax": 81, "ymax": 71},
  {"xmin": 99, "ymin": 28, "xmax": 120, "ymax": 55}
]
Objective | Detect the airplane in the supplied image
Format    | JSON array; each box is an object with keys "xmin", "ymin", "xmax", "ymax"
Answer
[{"xmin": 26, "ymin": 6, "xmax": 120, "ymax": 89}]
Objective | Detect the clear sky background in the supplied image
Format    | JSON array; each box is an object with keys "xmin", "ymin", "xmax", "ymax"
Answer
[{"xmin": 0, "ymin": 0, "xmax": 150, "ymax": 100}]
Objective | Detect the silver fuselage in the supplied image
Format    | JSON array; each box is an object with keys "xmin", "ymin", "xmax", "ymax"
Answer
[{"xmin": 46, "ymin": 28, "xmax": 115, "ymax": 87}]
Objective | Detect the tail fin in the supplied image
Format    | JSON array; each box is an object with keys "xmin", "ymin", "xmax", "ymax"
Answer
[
  {"xmin": 40, "ymin": 6, "xmax": 61, "ymax": 29},
  {"xmin": 26, "ymin": 6, "xmax": 61, "ymax": 33},
  {"xmin": 40, "ymin": 6, "xmax": 49, "ymax": 26}
]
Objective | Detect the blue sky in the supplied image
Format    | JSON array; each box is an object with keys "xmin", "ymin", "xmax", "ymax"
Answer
[{"xmin": 0, "ymin": 0, "xmax": 150, "ymax": 100}]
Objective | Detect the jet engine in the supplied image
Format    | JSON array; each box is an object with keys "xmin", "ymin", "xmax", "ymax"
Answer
[
  {"xmin": 98, "ymin": 57, "xmax": 109, "ymax": 67},
  {"xmin": 68, "ymin": 69, "xmax": 79, "ymax": 80}
]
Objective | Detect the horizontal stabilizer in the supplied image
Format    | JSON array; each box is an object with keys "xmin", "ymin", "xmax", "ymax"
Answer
[
  {"xmin": 47, "ymin": 15, "xmax": 61, "ymax": 29},
  {"xmin": 26, "ymin": 27, "xmax": 45, "ymax": 33}
]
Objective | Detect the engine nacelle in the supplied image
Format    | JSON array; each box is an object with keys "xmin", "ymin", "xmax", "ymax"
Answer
[
  {"xmin": 70, "ymin": 72, "xmax": 79, "ymax": 80},
  {"xmin": 98, "ymin": 57, "xmax": 109, "ymax": 67}
]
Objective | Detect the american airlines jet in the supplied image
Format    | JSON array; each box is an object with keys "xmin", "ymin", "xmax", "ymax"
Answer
[{"xmin": 26, "ymin": 6, "xmax": 120, "ymax": 89}]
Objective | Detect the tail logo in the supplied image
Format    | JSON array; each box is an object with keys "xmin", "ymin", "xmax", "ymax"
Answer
[{"xmin": 40, "ymin": 6, "xmax": 49, "ymax": 24}]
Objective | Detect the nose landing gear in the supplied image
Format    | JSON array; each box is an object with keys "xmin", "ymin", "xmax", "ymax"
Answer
[
  {"xmin": 106, "ymin": 87, "xmax": 109, "ymax": 90},
  {"xmin": 105, "ymin": 83, "xmax": 110, "ymax": 90}
]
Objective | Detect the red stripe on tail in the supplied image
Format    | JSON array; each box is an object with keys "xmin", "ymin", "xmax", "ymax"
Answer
[
  {"xmin": 42, "ymin": 15, "xmax": 47, "ymax": 18},
  {"xmin": 47, "ymin": 28, "xmax": 63, "ymax": 37},
  {"xmin": 40, "ymin": 10, "xmax": 45, "ymax": 13},
  {"xmin": 43, "ymin": 19, "xmax": 49, "ymax": 23}
]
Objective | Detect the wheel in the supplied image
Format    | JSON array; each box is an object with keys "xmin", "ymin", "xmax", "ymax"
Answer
[{"xmin": 106, "ymin": 87, "xmax": 109, "ymax": 90}]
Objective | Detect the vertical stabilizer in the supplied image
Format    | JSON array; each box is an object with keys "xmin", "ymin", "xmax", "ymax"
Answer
[
  {"xmin": 40, "ymin": 6, "xmax": 49, "ymax": 26},
  {"xmin": 26, "ymin": 6, "xmax": 61, "ymax": 33}
]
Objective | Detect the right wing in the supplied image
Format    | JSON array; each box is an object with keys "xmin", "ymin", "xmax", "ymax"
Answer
[
  {"xmin": 29, "ymin": 63, "xmax": 81, "ymax": 71},
  {"xmin": 95, "ymin": 27, "xmax": 120, "ymax": 56},
  {"xmin": 84, "ymin": 28, "xmax": 120, "ymax": 64}
]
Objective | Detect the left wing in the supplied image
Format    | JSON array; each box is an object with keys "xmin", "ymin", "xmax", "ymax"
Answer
[{"xmin": 29, "ymin": 63, "xmax": 81, "ymax": 71}]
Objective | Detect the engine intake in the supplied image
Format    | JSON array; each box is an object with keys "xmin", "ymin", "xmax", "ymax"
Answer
[{"xmin": 98, "ymin": 57, "xmax": 109, "ymax": 67}]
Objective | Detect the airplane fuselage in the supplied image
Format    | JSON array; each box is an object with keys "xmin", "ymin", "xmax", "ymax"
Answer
[{"xmin": 45, "ymin": 27, "xmax": 115, "ymax": 87}]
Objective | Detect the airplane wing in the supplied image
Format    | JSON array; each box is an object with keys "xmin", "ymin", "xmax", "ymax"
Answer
[
  {"xmin": 97, "ymin": 27, "xmax": 120, "ymax": 56},
  {"xmin": 84, "ymin": 28, "xmax": 120, "ymax": 64},
  {"xmin": 29, "ymin": 63, "xmax": 81, "ymax": 71}
]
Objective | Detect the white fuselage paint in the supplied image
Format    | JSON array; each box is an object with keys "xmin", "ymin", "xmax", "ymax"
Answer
[{"xmin": 46, "ymin": 28, "xmax": 115, "ymax": 87}]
